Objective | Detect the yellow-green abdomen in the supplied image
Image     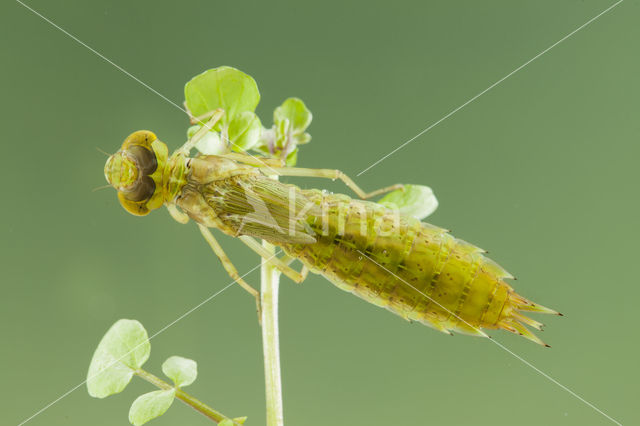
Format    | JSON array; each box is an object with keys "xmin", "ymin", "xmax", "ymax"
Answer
[{"xmin": 280, "ymin": 190, "xmax": 556, "ymax": 344}]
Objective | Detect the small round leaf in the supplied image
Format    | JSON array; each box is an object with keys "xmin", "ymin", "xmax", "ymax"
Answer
[
  {"xmin": 378, "ymin": 185, "xmax": 439, "ymax": 220},
  {"xmin": 228, "ymin": 111, "xmax": 262, "ymax": 152},
  {"xmin": 185, "ymin": 67, "xmax": 260, "ymax": 127},
  {"xmin": 128, "ymin": 389, "xmax": 175, "ymax": 426},
  {"xmin": 274, "ymin": 98, "xmax": 312, "ymax": 135},
  {"xmin": 285, "ymin": 147, "xmax": 298, "ymax": 167},
  {"xmin": 87, "ymin": 319, "xmax": 151, "ymax": 398},
  {"xmin": 162, "ymin": 356, "xmax": 198, "ymax": 388}
]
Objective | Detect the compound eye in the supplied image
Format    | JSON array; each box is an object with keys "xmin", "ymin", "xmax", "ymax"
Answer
[
  {"xmin": 127, "ymin": 145, "xmax": 158, "ymax": 175},
  {"xmin": 123, "ymin": 175, "xmax": 156, "ymax": 202}
]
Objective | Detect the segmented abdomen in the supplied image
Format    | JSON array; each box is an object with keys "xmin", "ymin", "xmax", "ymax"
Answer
[{"xmin": 279, "ymin": 190, "xmax": 557, "ymax": 345}]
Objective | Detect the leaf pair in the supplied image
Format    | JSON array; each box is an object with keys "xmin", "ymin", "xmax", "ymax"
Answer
[
  {"xmin": 87, "ymin": 320, "xmax": 199, "ymax": 426},
  {"xmin": 128, "ymin": 356, "xmax": 199, "ymax": 425}
]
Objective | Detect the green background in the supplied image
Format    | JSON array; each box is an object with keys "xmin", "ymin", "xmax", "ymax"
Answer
[{"xmin": 2, "ymin": 1, "xmax": 637, "ymax": 425}]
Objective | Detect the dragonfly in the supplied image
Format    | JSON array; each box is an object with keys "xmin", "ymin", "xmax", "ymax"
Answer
[{"xmin": 104, "ymin": 109, "xmax": 559, "ymax": 346}]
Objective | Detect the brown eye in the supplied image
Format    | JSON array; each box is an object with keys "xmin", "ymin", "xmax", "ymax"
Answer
[
  {"xmin": 123, "ymin": 175, "xmax": 156, "ymax": 202},
  {"xmin": 127, "ymin": 145, "xmax": 157, "ymax": 175}
]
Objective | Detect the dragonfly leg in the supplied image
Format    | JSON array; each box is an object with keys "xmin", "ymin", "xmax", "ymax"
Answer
[
  {"xmin": 277, "ymin": 253, "xmax": 309, "ymax": 282},
  {"xmin": 238, "ymin": 236, "xmax": 308, "ymax": 284},
  {"xmin": 166, "ymin": 204, "xmax": 189, "ymax": 224},
  {"xmin": 258, "ymin": 167, "xmax": 404, "ymax": 199},
  {"xmin": 219, "ymin": 152, "xmax": 286, "ymax": 168},
  {"xmin": 178, "ymin": 109, "xmax": 225, "ymax": 154},
  {"xmin": 184, "ymin": 102, "xmax": 222, "ymax": 125},
  {"xmin": 279, "ymin": 253, "xmax": 295, "ymax": 266},
  {"xmin": 298, "ymin": 265, "xmax": 309, "ymax": 282},
  {"xmin": 197, "ymin": 224, "xmax": 262, "ymax": 320}
]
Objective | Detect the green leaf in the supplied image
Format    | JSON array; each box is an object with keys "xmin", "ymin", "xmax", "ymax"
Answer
[
  {"xmin": 87, "ymin": 319, "xmax": 151, "ymax": 398},
  {"xmin": 184, "ymin": 66, "xmax": 260, "ymax": 127},
  {"xmin": 219, "ymin": 420, "xmax": 234, "ymax": 426},
  {"xmin": 274, "ymin": 97, "xmax": 312, "ymax": 136},
  {"xmin": 187, "ymin": 125, "xmax": 227, "ymax": 155},
  {"xmin": 128, "ymin": 389, "xmax": 175, "ymax": 426},
  {"xmin": 228, "ymin": 111, "xmax": 262, "ymax": 152},
  {"xmin": 285, "ymin": 147, "xmax": 298, "ymax": 167},
  {"xmin": 378, "ymin": 185, "xmax": 438, "ymax": 220},
  {"xmin": 162, "ymin": 356, "xmax": 197, "ymax": 388},
  {"xmin": 297, "ymin": 132, "xmax": 312, "ymax": 145},
  {"xmin": 232, "ymin": 417, "xmax": 248, "ymax": 425}
]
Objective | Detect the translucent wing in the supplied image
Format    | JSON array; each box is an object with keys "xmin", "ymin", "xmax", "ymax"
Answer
[{"xmin": 201, "ymin": 174, "xmax": 319, "ymax": 244}]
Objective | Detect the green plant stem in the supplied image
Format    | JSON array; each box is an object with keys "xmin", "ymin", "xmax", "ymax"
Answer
[
  {"xmin": 261, "ymin": 239, "xmax": 284, "ymax": 426},
  {"xmin": 135, "ymin": 369, "xmax": 236, "ymax": 425}
]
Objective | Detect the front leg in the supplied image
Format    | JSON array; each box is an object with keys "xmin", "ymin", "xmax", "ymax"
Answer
[
  {"xmin": 197, "ymin": 224, "xmax": 262, "ymax": 320},
  {"xmin": 178, "ymin": 109, "xmax": 225, "ymax": 155},
  {"xmin": 166, "ymin": 203, "xmax": 189, "ymax": 224}
]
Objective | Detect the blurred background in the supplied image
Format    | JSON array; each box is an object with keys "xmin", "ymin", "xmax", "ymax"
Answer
[{"xmin": 2, "ymin": 0, "xmax": 637, "ymax": 425}]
